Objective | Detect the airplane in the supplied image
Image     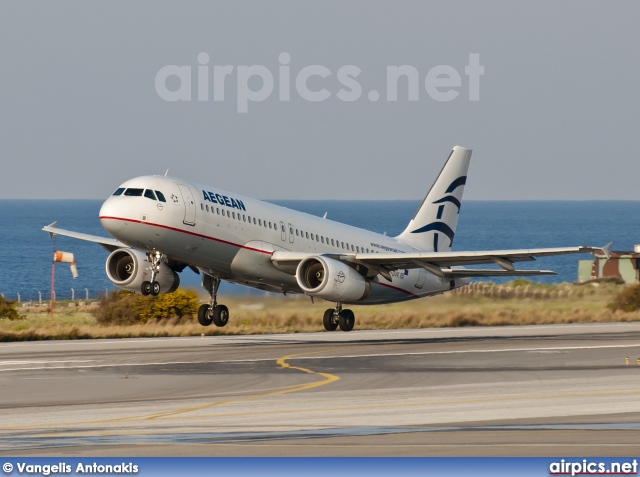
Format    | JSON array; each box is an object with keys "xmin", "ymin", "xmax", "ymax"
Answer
[{"xmin": 43, "ymin": 146, "xmax": 610, "ymax": 332}]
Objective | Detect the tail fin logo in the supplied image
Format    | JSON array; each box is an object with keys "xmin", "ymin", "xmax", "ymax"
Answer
[{"xmin": 410, "ymin": 175, "xmax": 467, "ymax": 250}]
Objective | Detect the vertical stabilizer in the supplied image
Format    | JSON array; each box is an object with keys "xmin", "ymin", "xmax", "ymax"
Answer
[{"xmin": 396, "ymin": 146, "xmax": 472, "ymax": 252}]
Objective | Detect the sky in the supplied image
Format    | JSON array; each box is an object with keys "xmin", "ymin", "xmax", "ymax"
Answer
[{"xmin": 1, "ymin": 1, "xmax": 638, "ymax": 201}]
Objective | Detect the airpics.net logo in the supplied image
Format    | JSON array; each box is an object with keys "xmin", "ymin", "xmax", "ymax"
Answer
[{"xmin": 155, "ymin": 53, "xmax": 484, "ymax": 113}]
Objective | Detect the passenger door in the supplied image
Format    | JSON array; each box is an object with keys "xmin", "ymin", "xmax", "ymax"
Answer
[{"xmin": 177, "ymin": 184, "xmax": 196, "ymax": 226}]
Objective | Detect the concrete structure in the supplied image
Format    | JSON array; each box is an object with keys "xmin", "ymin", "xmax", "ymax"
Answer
[{"xmin": 578, "ymin": 245, "xmax": 640, "ymax": 284}]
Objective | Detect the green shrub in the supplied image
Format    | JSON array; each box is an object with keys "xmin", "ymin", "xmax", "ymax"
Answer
[
  {"xmin": 93, "ymin": 289, "xmax": 200, "ymax": 325},
  {"xmin": 0, "ymin": 296, "xmax": 19, "ymax": 320},
  {"xmin": 608, "ymin": 284, "xmax": 640, "ymax": 312}
]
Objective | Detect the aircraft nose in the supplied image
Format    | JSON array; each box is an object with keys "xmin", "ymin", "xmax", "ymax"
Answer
[{"xmin": 99, "ymin": 197, "xmax": 126, "ymax": 239}]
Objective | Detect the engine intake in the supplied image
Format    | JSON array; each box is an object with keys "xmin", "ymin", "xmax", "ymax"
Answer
[
  {"xmin": 105, "ymin": 248, "xmax": 180, "ymax": 294},
  {"xmin": 296, "ymin": 256, "xmax": 369, "ymax": 302}
]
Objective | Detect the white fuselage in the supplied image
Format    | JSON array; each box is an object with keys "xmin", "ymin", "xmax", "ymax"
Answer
[{"xmin": 99, "ymin": 175, "xmax": 463, "ymax": 304}]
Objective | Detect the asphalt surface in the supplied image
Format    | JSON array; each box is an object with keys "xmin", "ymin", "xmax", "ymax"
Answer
[{"xmin": 1, "ymin": 323, "xmax": 640, "ymax": 456}]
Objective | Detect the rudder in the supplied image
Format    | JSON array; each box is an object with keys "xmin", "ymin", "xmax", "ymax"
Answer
[{"xmin": 396, "ymin": 146, "xmax": 472, "ymax": 252}]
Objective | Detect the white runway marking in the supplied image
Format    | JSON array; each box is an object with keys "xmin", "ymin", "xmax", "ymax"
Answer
[
  {"xmin": 294, "ymin": 343, "xmax": 640, "ymax": 361},
  {"xmin": 0, "ymin": 342, "xmax": 638, "ymax": 372}
]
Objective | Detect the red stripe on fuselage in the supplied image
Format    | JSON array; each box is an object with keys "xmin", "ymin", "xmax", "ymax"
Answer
[{"xmin": 378, "ymin": 282, "xmax": 420, "ymax": 299}]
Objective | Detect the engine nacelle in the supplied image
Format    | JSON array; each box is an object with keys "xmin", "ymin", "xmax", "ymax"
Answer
[
  {"xmin": 105, "ymin": 248, "xmax": 180, "ymax": 294},
  {"xmin": 296, "ymin": 256, "xmax": 369, "ymax": 302}
]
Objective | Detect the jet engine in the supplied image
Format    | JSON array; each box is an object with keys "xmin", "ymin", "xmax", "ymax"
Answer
[
  {"xmin": 296, "ymin": 256, "xmax": 369, "ymax": 302},
  {"xmin": 105, "ymin": 248, "xmax": 180, "ymax": 294}
]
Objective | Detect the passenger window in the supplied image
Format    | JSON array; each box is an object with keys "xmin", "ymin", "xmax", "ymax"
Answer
[
  {"xmin": 155, "ymin": 191, "xmax": 166, "ymax": 202},
  {"xmin": 113, "ymin": 188, "xmax": 125, "ymax": 196},
  {"xmin": 341, "ymin": 242, "xmax": 344, "ymax": 248},
  {"xmin": 232, "ymin": 212, "xmax": 236, "ymax": 219},
  {"xmin": 206, "ymin": 205, "xmax": 209, "ymax": 212},
  {"xmin": 321, "ymin": 237, "xmax": 324, "ymax": 243},
  {"xmin": 351, "ymin": 245, "xmax": 355, "ymax": 252},
  {"xmin": 356, "ymin": 246, "xmax": 360, "ymax": 253},
  {"xmin": 331, "ymin": 239, "xmax": 334, "ymax": 246},
  {"xmin": 200, "ymin": 204, "xmax": 204, "ymax": 210},
  {"xmin": 123, "ymin": 188, "xmax": 143, "ymax": 197},
  {"xmin": 243, "ymin": 215, "xmax": 246, "ymax": 222},
  {"xmin": 296, "ymin": 229, "xmax": 299, "ymax": 236},
  {"xmin": 253, "ymin": 218, "xmax": 256, "ymax": 225},
  {"xmin": 306, "ymin": 232, "xmax": 309, "ymax": 239},
  {"xmin": 259, "ymin": 219, "xmax": 262, "ymax": 226},
  {"xmin": 248, "ymin": 216, "xmax": 251, "ymax": 222}
]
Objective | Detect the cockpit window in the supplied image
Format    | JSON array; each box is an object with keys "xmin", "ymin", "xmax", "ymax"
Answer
[
  {"xmin": 144, "ymin": 189, "xmax": 157, "ymax": 201},
  {"xmin": 113, "ymin": 188, "xmax": 125, "ymax": 196},
  {"xmin": 123, "ymin": 188, "xmax": 144, "ymax": 197},
  {"xmin": 155, "ymin": 191, "xmax": 166, "ymax": 202}
]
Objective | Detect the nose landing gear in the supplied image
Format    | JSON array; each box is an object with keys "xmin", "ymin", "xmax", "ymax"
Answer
[{"xmin": 141, "ymin": 250, "xmax": 164, "ymax": 296}]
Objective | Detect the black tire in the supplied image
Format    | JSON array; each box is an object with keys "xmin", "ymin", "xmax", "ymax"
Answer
[
  {"xmin": 338, "ymin": 309, "xmax": 355, "ymax": 332},
  {"xmin": 197, "ymin": 304, "xmax": 212, "ymax": 326},
  {"xmin": 212, "ymin": 304, "xmax": 229, "ymax": 327},
  {"xmin": 141, "ymin": 281, "xmax": 151, "ymax": 296},
  {"xmin": 323, "ymin": 309, "xmax": 338, "ymax": 331},
  {"xmin": 151, "ymin": 282, "xmax": 161, "ymax": 296}
]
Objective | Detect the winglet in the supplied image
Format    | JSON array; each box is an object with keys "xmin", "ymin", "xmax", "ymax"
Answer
[
  {"xmin": 46, "ymin": 221, "xmax": 58, "ymax": 239},
  {"xmin": 600, "ymin": 242, "xmax": 613, "ymax": 260}
]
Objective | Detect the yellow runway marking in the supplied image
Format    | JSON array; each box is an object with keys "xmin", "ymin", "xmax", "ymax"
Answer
[{"xmin": 141, "ymin": 350, "xmax": 341, "ymax": 421}]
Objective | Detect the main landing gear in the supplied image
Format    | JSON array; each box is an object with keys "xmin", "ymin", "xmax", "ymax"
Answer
[
  {"xmin": 323, "ymin": 303, "xmax": 355, "ymax": 332},
  {"xmin": 141, "ymin": 250, "xmax": 163, "ymax": 296},
  {"xmin": 198, "ymin": 275, "xmax": 229, "ymax": 327}
]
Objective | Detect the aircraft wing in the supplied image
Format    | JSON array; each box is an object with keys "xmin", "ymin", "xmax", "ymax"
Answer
[
  {"xmin": 271, "ymin": 244, "xmax": 611, "ymax": 281},
  {"xmin": 43, "ymin": 222, "xmax": 123, "ymax": 252}
]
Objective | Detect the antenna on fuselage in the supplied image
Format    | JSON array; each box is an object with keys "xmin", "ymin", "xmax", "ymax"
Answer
[
  {"xmin": 322, "ymin": 212, "xmax": 328, "ymax": 219},
  {"xmin": 164, "ymin": 169, "xmax": 169, "ymax": 177}
]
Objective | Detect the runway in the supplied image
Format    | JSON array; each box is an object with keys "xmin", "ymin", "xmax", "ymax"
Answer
[{"xmin": 1, "ymin": 322, "xmax": 640, "ymax": 456}]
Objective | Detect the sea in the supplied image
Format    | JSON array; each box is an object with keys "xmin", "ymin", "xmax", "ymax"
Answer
[{"xmin": 1, "ymin": 200, "xmax": 638, "ymax": 303}]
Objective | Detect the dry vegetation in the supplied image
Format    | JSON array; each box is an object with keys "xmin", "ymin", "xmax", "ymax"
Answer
[{"xmin": 1, "ymin": 280, "xmax": 639, "ymax": 342}]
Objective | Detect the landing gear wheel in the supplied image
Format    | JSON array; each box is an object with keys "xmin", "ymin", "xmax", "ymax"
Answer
[
  {"xmin": 198, "ymin": 304, "xmax": 212, "ymax": 326},
  {"xmin": 212, "ymin": 304, "xmax": 229, "ymax": 327},
  {"xmin": 150, "ymin": 282, "xmax": 161, "ymax": 296},
  {"xmin": 323, "ymin": 309, "xmax": 338, "ymax": 331},
  {"xmin": 338, "ymin": 309, "xmax": 355, "ymax": 332},
  {"xmin": 141, "ymin": 281, "xmax": 152, "ymax": 296}
]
